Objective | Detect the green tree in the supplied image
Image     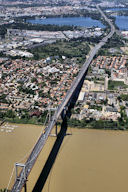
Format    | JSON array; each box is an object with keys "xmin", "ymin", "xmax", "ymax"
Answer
[{"xmin": 6, "ymin": 110, "xmax": 15, "ymax": 119}]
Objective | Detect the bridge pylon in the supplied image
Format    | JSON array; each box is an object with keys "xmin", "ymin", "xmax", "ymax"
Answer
[
  {"xmin": 15, "ymin": 163, "xmax": 26, "ymax": 181},
  {"xmin": 50, "ymin": 122, "xmax": 58, "ymax": 137},
  {"xmin": 47, "ymin": 106, "xmax": 58, "ymax": 137},
  {"xmin": 15, "ymin": 163, "xmax": 27, "ymax": 191}
]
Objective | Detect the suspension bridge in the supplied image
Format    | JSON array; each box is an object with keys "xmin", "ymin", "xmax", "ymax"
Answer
[{"xmin": 7, "ymin": 5, "xmax": 115, "ymax": 192}]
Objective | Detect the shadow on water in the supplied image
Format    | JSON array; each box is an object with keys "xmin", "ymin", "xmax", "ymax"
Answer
[{"xmin": 32, "ymin": 118, "xmax": 68, "ymax": 192}]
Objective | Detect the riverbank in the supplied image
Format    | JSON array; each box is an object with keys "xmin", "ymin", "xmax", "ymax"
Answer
[
  {"xmin": 1, "ymin": 117, "xmax": 126, "ymax": 131},
  {"xmin": 67, "ymin": 118, "xmax": 127, "ymax": 130}
]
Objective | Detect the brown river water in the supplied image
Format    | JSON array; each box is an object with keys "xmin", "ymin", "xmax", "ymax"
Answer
[{"xmin": 0, "ymin": 123, "xmax": 128, "ymax": 192}]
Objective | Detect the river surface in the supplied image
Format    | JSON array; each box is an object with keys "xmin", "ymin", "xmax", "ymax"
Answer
[
  {"xmin": 1, "ymin": 124, "xmax": 128, "ymax": 192},
  {"xmin": 27, "ymin": 17, "xmax": 105, "ymax": 28},
  {"xmin": 0, "ymin": 123, "xmax": 43, "ymax": 189}
]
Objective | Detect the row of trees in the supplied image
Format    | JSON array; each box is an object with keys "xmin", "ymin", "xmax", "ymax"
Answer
[
  {"xmin": 5, "ymin": 22, "xmax": 77, "ymax": 32},
  {"xmin": 68, "ymin": 118, "xmax": 127, "ymax": 130},
  {"xmin": 0, "ymin": 109, "xmax": 49, "ymax": 125},
  {"xmin": 0, "ymin": 108, "xmax": 127, "ymax": 129},
  {"xmin": 0, "ymin": 110, "xmax": 15, "ymax": 119}
]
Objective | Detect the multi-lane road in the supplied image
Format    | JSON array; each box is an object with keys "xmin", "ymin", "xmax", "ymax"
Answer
[{"xmin": 11, "ymin": 5, "xmax": 115, "ymax": 192}]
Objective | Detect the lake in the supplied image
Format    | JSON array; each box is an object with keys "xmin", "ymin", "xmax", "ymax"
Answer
[
  {"xmin": 115, "ymin": 15, "xmax": 128, "ymax": 30},
  {"xmin": 1, "ymin": 124, "xmax": 128, "ymax": 192},
  {"xmin": 27, "ymin": 17, "xmax": 105, "ymax": 28}
]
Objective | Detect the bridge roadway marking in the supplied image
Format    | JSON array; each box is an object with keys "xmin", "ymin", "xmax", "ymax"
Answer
[{"xmin": 11, "ymin": 5, "xmax": 115, "ymax": 192}]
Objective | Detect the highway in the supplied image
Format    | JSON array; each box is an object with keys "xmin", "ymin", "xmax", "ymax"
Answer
[{"xmin": 11, "ymin": 5, "xmax": 115, "ymax": 192}]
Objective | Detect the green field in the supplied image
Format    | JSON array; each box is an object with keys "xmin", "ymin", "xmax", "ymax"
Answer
[
  {"xmin": 29, "ymin": 39, "xmax": 90, "ymax": 65},
  {"xmin": 108, "ymin": 80, "xmax": 128, "ymax": 90}
]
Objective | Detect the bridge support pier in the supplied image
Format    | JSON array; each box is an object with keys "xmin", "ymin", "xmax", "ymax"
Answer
[{"xmin": 50, "ymin": 123, "xmax": 58, "ymax": 137}]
